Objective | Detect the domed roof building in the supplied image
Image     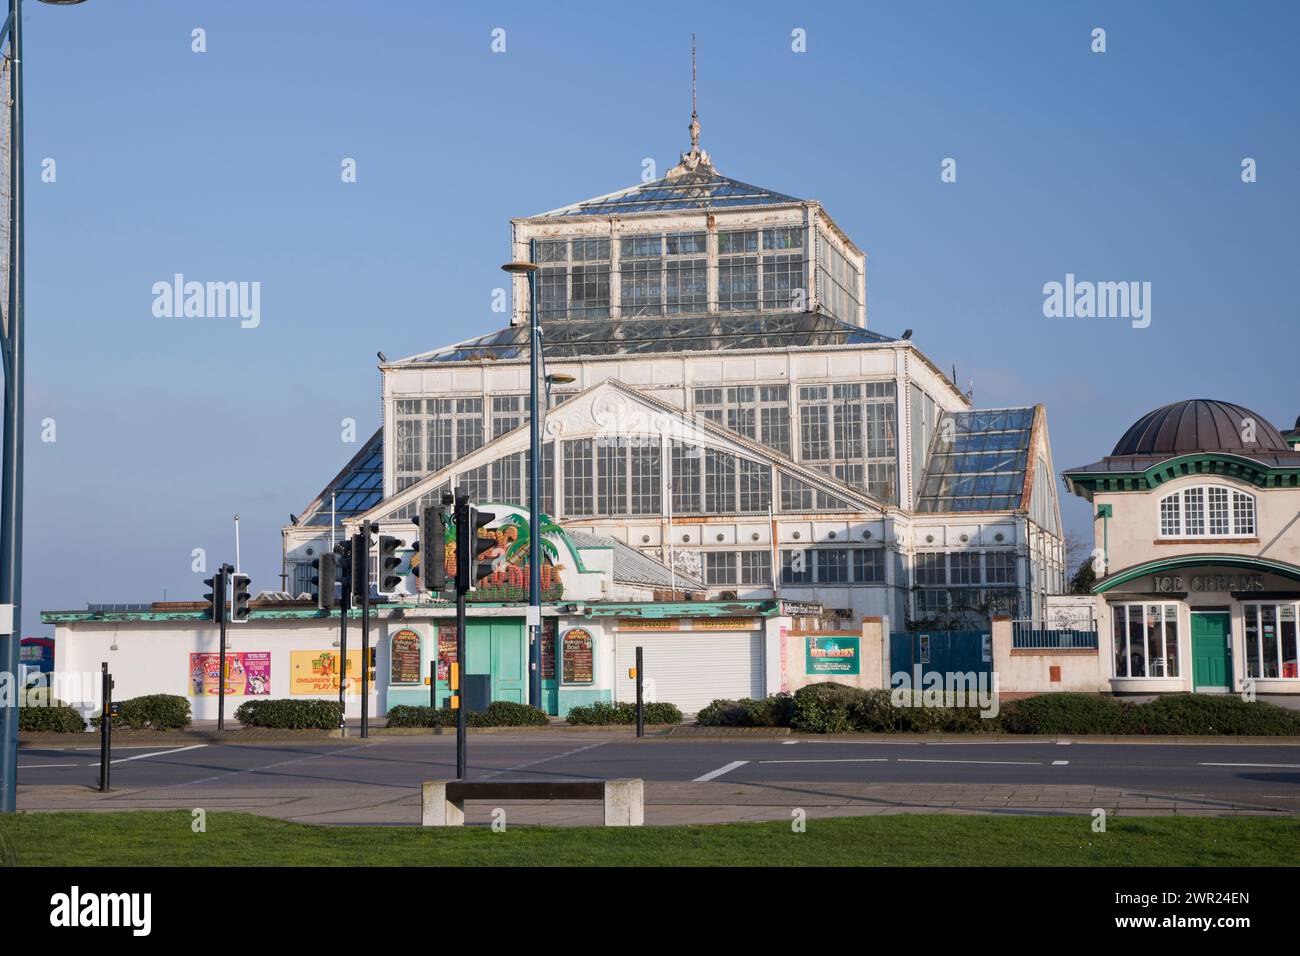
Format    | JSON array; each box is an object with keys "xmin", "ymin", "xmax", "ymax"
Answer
[{"xmin": 1062, "ymin": 400, "xmax": 1300, "ymax": 700}]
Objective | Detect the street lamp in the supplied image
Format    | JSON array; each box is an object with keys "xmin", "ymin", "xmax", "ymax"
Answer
[
  {"xmin": 0, "ymin": 0, "xmax": 92, "ymax": 815},
  {"xmin": 501, "ymin": 256, "xmax": 543, "ymax": 709}
]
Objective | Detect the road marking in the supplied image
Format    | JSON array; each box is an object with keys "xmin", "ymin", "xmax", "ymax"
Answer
[
  {"xmin": 897, "ymin": 758, "xmax": 1042, "ymax": 766},
  {"xmin": 18, "ymin": 762, "xmax": 79, "ymax": 769},
  {"xmin": 694, "ymin": 760, "xmax": 748, "ymax": 782},
  {"xmin": 1057, "ymin": 741, "xmax": 1073, "ymax": 746},
  {"xmin": 477, "ymin": 741, "xmax": 609, "ymax": 780},
  {"xmin": 1199, "ymin": 762, "xmax": 1300, "ymax": 769},
  {"xmin": 89, "ymin": 744, "xmax": 207, "ymax": 767},
  {"xmin": 781, "ymin": 740, "xmax": 799, "ymax": 745},
  {"xmin": 180, "ymin": 743, "xmax": 377, "ymax": 787},
  {"xmin": 758, "ymin": 758, "xmax": 888, "ymax": 764},
  {"xmin": 1052, "ymin": 760, "xmax": 1070, "ymax": 766}
]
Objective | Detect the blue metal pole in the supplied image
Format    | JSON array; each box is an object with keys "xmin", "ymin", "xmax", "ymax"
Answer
[
  {"xmin": 0, "ymin": 0, "xmax": 24, "ymax": 814},
  {"xmin": 527, "ymin": 240, "xmax": 541, "ymax": 710}
]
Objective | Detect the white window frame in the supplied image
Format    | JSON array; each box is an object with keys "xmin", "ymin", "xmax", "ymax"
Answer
[{"xmin": 1156, "ymin": 485, "xmax": 1256, "ymax": 539}]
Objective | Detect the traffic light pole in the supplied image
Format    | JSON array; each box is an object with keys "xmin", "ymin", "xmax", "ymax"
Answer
[
  {"xmin": 526, "ymin": 241, "xmax": 542, "ymax": 710},
  {"xmin": 217, "ymin": 564, "xmax": 231, "ymax": 731},
  {"xmin": 455, "ymin": 580, "xmax": 467, "ymax": 779},
  {"xmin": 360, "ymin": 521, "xmax": 371, "ymax": 739},
  {"xmin": 338, "ymin": 575, "xmax": 349, "ymax": 737}
]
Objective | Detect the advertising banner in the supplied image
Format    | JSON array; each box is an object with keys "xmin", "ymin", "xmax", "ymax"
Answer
[
  {"xmin": 290, "ymin": 650, "xmax": 370, "ymax": 696},
  {"xmin": 189, "ymin": 652, "xmax": 271, "ymax": 697},
  {"xmin": 806, "ymin": 636, "xmax": 860, "ymax": 675}
]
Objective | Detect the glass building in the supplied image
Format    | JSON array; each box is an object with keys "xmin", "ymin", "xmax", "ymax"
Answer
[{"xmin": 286, "ymin": 123, "xmax": 1065, "ymax": 627}]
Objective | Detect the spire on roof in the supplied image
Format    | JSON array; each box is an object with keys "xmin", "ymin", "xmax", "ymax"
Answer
[{"xmin": 667, "ymin": 34, "xmax": 714, "ymax": 178}]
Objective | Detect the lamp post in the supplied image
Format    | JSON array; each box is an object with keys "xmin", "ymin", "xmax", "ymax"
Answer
[
  {"xmin": 0, "ymin": 0, "xmax": 91, "ymax": 816},
  {"xmin": 501, "ymin": 254, "xmax": 542, "ymax": 708}
]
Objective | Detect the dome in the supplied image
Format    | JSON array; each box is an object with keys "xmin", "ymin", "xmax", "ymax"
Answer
[{"xmin": 1110, "ymin": 399, "xmax": 1290, "ymax": 457}]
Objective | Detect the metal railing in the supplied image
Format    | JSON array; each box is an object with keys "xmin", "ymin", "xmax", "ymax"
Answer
[{"xmin": 1011, "ymin": 619, "xmax": 1099, "ymax": 649}]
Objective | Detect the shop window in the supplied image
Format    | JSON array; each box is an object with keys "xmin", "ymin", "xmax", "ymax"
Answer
[
  {"xmin": 1244, "ymin": 603, "xmax": 1299, "ymax": 679},
  {"xmin": 1112, "ymin": 603, "xmax": 1179, "ymax": 678}
]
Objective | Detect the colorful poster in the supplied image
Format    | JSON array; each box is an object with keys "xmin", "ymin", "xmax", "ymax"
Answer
[
  {"xmin": 290, "ymin": 650, "xmax": 371, "ymax": 696},
  {"xmin": 561, "ymin": 627, "xmax": 594, "ymax": 684},
  {"xmin": 541, "ymin": 619, "xmax": 556, "ymax": 681},
  {"xmin": 189, "ymin": 652, "xmax": 271, "ymax": 697},
  {"xmin": 390, "ymin": 628, "xmax": 423, "ymax": 685},
  {"xmin": 437, "ymin": 623, "xmax": 457, "ymax": 682},
  {"xmin": 806, "ymin": 636, "xmax": 860, "ymax": 675}
]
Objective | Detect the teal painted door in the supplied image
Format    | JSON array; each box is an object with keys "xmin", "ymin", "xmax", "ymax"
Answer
[
  {"xmin": 466, "ymin": 619, "xmax": 526, "ymax": 703},
  {"xmin": 1191, "ymin": 613, "xmax": 1231, "ymax": 689}
]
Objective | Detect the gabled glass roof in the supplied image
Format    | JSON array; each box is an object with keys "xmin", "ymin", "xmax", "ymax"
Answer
[
  {"xmin": 535, "ymin": 169, "xmax": 800, "ymax": 217},
  {"xmin": 915, "ymin": 408, "xmax": 1035, "ymax": 513},
  {"xmin": 403, "ymin": 312, "xmax": 895, "ymax": 365},
  {"xmin": 298, "ymin": 428, "xmax": 384, "ymax": 527}
]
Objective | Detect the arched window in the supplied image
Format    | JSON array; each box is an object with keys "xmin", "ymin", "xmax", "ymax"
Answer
[{"xmin": 1158, "ymin": 485, "xmax": 1255, "ymax": 538}]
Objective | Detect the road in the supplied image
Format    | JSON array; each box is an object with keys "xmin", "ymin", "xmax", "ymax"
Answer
[{"xmin": 14, "ymin": 733, "xmax": 1300, "ymax": 825}]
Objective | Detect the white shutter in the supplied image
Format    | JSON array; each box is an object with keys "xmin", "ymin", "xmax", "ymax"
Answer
[{"xmin": 615, "ymin": 631, "xmax": 763, "ymax": 712}]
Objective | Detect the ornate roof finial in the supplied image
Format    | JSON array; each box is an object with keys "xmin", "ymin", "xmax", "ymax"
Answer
[
  {"xmin": 668, "ymin": 33, "xmax": 713, "ymax": 178},
  {"xmin": 689, "ymin": 33, "xmax": 701, "ymax": 151}
]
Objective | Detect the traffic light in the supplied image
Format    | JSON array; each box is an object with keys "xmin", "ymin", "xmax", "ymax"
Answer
[
  {"xmin": 416, "ymin": 504, "xmax": 447, "ymax": 591},
  {"xmin": 377, "ymin": 535, "xmax": 403, "ymax": 593},
  {"xmin": 311, "ymin": 552, "xmax": 337, "ymax": 610},
  {"xmin": 334, "ymin": 541, "xmax": 352, "ymax": 606},
  {"xmin": 230, "ymin": 573, "xmax": 252, "ymax": 623},
  {"xmin": 454, "ymin": 497, "xmax": 499, "ymax": 592},
  {"xmin": 203, "ymin": 567, "xmax": 227, "ymax": 622},
  {"xmin": 349, "ymin": 528, "xmax": 368, "ymax": 600}
]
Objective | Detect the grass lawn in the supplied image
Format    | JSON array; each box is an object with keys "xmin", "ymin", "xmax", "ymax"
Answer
[{"xmin": 1, "ymin": 811, "xmax": 1297, "ymax": 866}]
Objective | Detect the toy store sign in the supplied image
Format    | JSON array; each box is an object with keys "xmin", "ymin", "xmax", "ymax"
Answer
[{"xmin": 1151, "ymin": 574, "xmax": 1265, "ymax": 594}]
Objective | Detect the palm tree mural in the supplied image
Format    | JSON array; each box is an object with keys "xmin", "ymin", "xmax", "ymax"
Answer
[{"xmin": 428, "ymin": 508, "xmax": 565, "ymax": 602}]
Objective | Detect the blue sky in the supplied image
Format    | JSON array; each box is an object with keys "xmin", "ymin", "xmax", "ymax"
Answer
[{"xmin": 17, "ymin": 0, "xmax": 1299, "ymax": 630}]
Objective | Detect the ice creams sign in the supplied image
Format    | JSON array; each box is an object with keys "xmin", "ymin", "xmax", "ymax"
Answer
[{"xmin": 806, "ymin": 636, "xmax": 860, "ymax": 675}]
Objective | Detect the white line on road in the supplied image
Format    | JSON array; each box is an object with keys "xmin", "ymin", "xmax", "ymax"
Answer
[
  {"xmin": 897, "ymin": 758, "xmax": 1042, "ymax": 766},
  {"xmin": 758, "ymin": 758, "xmax": 889, "ymax": 765},
  {"xmin": 694, "ymin": 760, "xmax": 749, "ymax": 782},
  {"xmin": 477, "ymin": 741, "xmax": 610, "ymax": 780},
  {"xmin": 18, "ymin": 762, "xmax": 79, "ymax": 769},
  {"xmin": 781, "ymin": 740, "xmax": 799, "ymax": 745},
  {"xmin": 89, "ymin": 744, "xmax": 207, "ymax": 767},
  {"xmin": 1199, "ymin": 762, "xmax": 1300, "ymax": 769},
  {"xmin": 1052, "ymin": 760, "xmax": 1070, "ymax": 766}
]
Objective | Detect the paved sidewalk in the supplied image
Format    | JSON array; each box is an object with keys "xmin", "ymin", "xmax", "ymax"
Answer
[{"xmin": 18, "ymin": 779, "xmax": 1297, "ymax": 826}]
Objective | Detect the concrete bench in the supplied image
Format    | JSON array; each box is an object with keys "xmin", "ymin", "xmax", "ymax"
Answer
[{"xmin": 421, "ymin": 778, "xmax": 644, "ymax": 827}]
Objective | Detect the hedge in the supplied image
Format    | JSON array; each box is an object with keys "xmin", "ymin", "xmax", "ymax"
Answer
[
  {"xmin": 19, "ymin": 704, "xmax": 85, "ymax": 733},
  {"xmin": 700, "ymin": 684, "xmax": 1300, "ymax": 736},
  {"xmin": 565, "ymin": 701, "xmax": 683, "ymax": 725},
  {"xmin": 115, "ymin": 694, "xmax": 191, "ymax": 730},
  {"xmin": 1119, "ymin": 694, "xmax": 1300, "ymax": 736},
  {"xmin": 696, "ymin": 694, "xmax": 796, "ymax": 728},
  {"xmin": 235, "ymin": 698, "xmax": 342, "ymax": 730},
  {"xmin": 385, "ymin": 701, "xmax": 550, "ymax": 728}
]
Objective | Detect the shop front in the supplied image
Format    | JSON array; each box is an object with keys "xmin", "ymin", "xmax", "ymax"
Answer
[{"xmin": 1095, "ymin": 557, "xmax": 1300, "ymax": 696}]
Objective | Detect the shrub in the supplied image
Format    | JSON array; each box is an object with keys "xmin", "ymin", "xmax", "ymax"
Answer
[
  {"xmin": 385, "ymin": 701, "xmax": 549, "ymax": 729},
  {"xmin": 696, "ymin": 694, "xmax": 795, "ymax": 727},
  {"xmin": 791, "ymin": 682, "xmax": 869, "ymax": 734},
  {"xmin": 235, "ymin": 698, "xmax": 342, "ymax": 730},
  {"xmin": 565, "ymin": 700, "xmax": 682, "ymax": 725},
  {"xmin": 1121, "ymin": 694, "xmax": 1300, "ymax": 736},
  {"xmin": 115, "ymin": 694, "xmax": 191, "ymax": 731},
  {"xmin": 999, "ymin": 693, "xmax": 1130, "ymax": 735},
  {"xmin": 19, "ymin": 705, "xmax": 85, "ymax": 733},
  {"xmin": 385, "ymin": 705, "xmax": 451, "ymax": 729}
]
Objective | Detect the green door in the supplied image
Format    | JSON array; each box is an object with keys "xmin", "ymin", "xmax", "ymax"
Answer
[
  {"xmin": 1191, "ymin": 613, "xmax": 1231, "ymax": 689},
  {"xmin": 466, "ymin": 619, "xmax": 526, "ymax": 703},
  {"xmin": 540, "ymin": 620, "xmax": 559, "ymax": 716}
]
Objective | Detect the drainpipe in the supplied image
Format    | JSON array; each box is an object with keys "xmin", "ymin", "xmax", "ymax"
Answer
[{"xmin": 1096, "ymin": 504, "xmax": 1112, "ymax": 578}]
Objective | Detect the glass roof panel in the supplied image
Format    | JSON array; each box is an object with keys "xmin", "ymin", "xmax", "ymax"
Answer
[
  {"xmin": 408, "ymin": 312, "xmax": 895, "ymax": 364},
  {"xmin": 915, "ymin": 409, "xmax": 1035, "ymax": 513},
  {"xmin": 541, "ymin": 172, "xmax": 800, "ymax": 217},
  {"xmin": 299, "ymin": 430, "xmax": 385, "ymax": 527}
]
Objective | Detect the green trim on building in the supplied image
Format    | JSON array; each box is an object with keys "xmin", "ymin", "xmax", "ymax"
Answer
[
  {"xmin": 1066, "ymin": 453, "xmax": 1300, "ymax": 501},
  {"xmin": 1093, "ymin": 554, "xmax": 1300, "ymax": 593}
]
